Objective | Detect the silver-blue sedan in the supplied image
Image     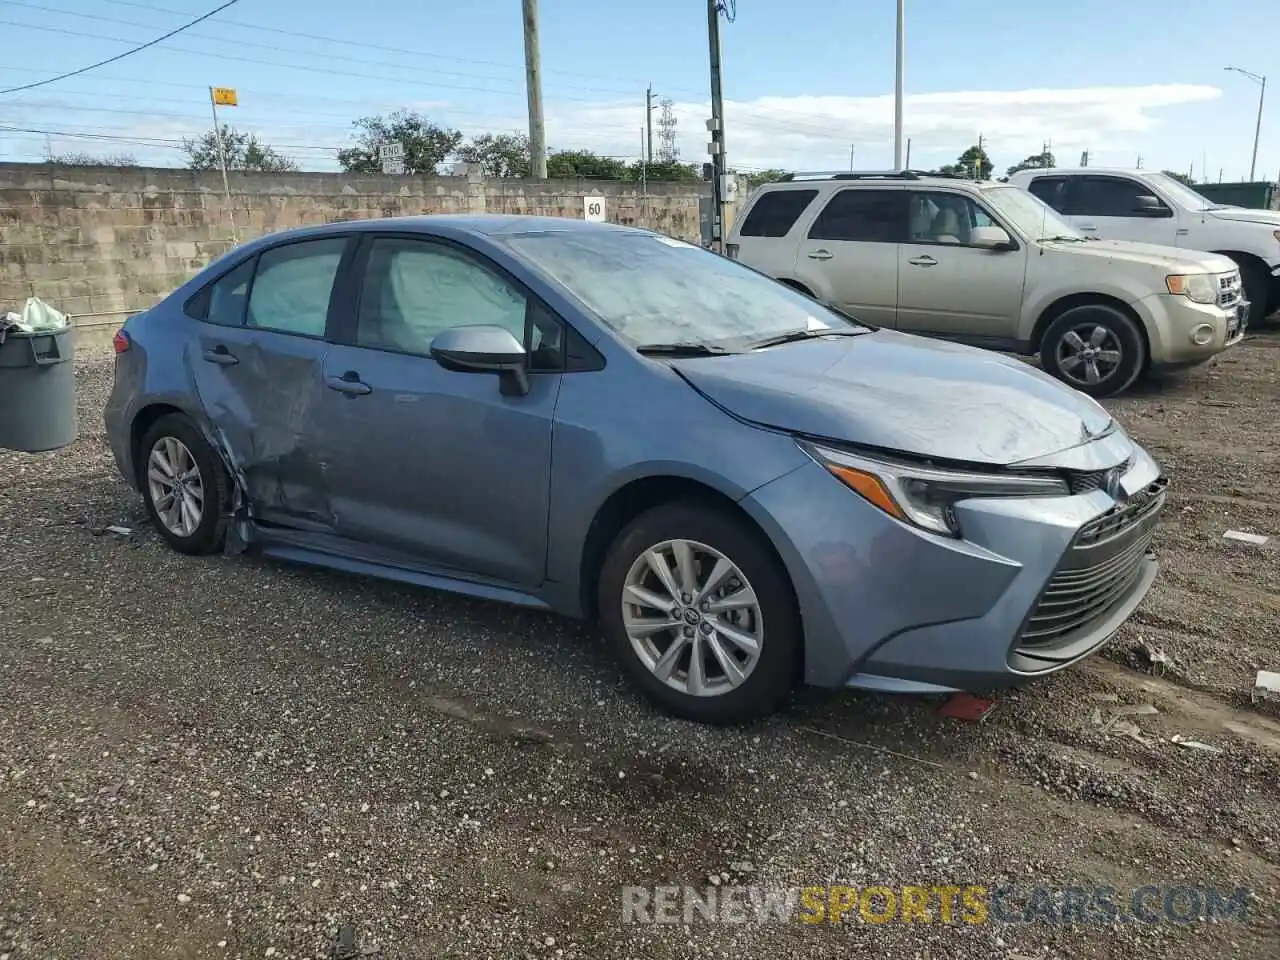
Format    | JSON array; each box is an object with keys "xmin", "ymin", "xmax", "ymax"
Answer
[{"xmin": 104, "ymin": 216, "xmax": 1167, "ymax": 724}]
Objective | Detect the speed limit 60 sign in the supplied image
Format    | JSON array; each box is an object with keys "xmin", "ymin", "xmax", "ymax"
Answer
[{"xmin": 583, "ymin": 195, "xmax": 607, "ymax": 222}]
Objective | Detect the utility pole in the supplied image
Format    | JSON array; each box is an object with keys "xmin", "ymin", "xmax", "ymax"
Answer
[
  {"xmin": 976, "ymin": 133, "xmax": 984, "ymax": 179},
  {"xmin": 646, "ymin": 85, "xmax": 655, "ymax": 165},
  {"xmin": 893, "ymin": 0, "xmax": 905, "ymax": 169},
  {"xmin": 1225, "ymin": 67, "xmax": 1266, "ymax": 182},
  {"xmin": 521, "ymin": 0, "xmax": 547, "ymax": 178},
  {"xmin": 707, "ymin": 0, "xmax": 728, "ymax": 253},
  {"xmin": 849, "ymin": 143, "xmax": 855, "ymax": 171}
]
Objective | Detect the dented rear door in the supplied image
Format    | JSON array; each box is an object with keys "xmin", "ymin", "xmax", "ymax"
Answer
[{"xmin": 189, "ymin": 234, "xmax": 354, "ymax": 527}]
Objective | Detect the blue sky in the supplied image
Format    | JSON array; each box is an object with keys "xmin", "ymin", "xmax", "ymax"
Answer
[{"xmin": 0, "ymin": 0, "xmax": 1275, "ymax": 180}]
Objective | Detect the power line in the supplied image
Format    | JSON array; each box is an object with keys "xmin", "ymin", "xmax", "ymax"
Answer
[
  {"xmin": 2, "ymin": 0, "xmax": 646, "ymax": 99},
  {"xmin": 0, "ymin": 0, "xmax": 242, "ymax": 96},
  {"xmin": 30, "ymin": 0, "xmax": 713, "ymax": 99}
]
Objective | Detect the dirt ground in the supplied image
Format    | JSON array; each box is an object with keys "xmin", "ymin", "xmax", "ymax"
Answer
[{"xmin": 1, "ymin": 333, "xmax": 1277, "ymax": 960}]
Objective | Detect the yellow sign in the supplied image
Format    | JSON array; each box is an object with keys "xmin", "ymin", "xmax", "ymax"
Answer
[{"xmin": 211, "ymin": 87, "xmax": 238, "ymax": 107}]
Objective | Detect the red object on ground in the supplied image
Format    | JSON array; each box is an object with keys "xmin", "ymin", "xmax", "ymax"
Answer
[
  {"xmin": 112, "ymin": 329, "xmax": 130, "ymax": 354},
  {"xmin": 938, "ymin": 692, "xmax": 996, "ymax": 722}
]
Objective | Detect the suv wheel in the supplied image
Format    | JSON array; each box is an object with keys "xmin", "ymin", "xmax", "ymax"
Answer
[
  {"xmin": 138, "ymin": 413, "xmax": 230, "ymax": 555},
  {"xmin": 1039, "ymin": 304, "xmax": 1145, "ymax": 398},
  {"xmin": 597, "ymin": 502, "xmax": 799, "ymax": 725}
]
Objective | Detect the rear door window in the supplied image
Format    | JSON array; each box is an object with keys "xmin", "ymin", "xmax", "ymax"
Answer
[
  {"xmin": 185, "ymin": 257, "xmax": 255, "ymax": 326},
  {"xmin": 246, "ymin": 237, "xmax": 348, "ymax": 337},
  {"xmin": 738, "ymin": 189, "xmax": 819, "ymax": 237},
  {"xmin": 808, "ymin": 189, "xmax": 904, "ymax": 243}
]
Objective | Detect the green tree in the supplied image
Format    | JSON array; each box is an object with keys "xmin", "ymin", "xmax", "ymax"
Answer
[
  {"xmin": 744, "ymin": 168, "xmax": 788, "ymax": 188},
  {"xmin": 1006, "ymin": 150, "xmax": 1056, "ymax": 178},
  {"xmin": 337, "ymin": 110, "xmax": 463, "ymax": 175},
  {"xmin": 1161, "ymin": 170, "xmax": 1196, "ymax": 187},
  {"xmin": 937, "ymin": 144, "xmax": 993, "ymax": 180},
  {"xmin": 631, "ymin": 159, "xmax": 701, "ymax": 182},
  {"xmin": 546, "ymin": 150, "xmax": 629, "ymax": 179},
  {"xmin": 457, "ymin": 133, "xmax": 531, "ymax": 177},
  {"xmin": 182, "ymin": 126, "xmax": 297, "ymax": 172},
  {"xmin": 48, "ymin": 151, "xmax": 138, "ymax": 166}
]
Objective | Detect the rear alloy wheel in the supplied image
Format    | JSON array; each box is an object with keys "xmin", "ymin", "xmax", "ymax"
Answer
[
  {"xmin": 138, "ymin": 413, "xmax": 229, "ymax": 555},
  {"xmin": 1039, "ymin": 304, "xmax": 1145, "ymax": 398},
  {"xmin": 598, "ymin": 503, "xmax": 799, "ymax": 724}
]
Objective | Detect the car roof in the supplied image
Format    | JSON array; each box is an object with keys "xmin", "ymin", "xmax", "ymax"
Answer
[
  {"xmin": 230, "ymin": 214, "xmax": 642, "ymax": 251},
  {"xmin": 1010, "ymin": 167, "xmax": 1151, "ymax": 178}
]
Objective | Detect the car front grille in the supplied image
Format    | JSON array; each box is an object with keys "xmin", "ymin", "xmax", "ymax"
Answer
[
  {"xmin": 1065, "ymin": 457, "xmax": 1132, "ymax": 495},
  {"xmin": 1018, "ymin": 477, "xmax": 1168, "ymax": 650},
  {"xmin": 1218, "ymin": 271, "xmax": 1244, "ymax": 309}
]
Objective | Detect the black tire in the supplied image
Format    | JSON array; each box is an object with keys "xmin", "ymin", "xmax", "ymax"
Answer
[
  {"xmin": 1234, "ymin": 258, "xmax": 1275, "ymax": 325},
  {"xmin": 597, "ymin": 501, "xmax": 800, "ymax": 725},
  {"xmin": 137, "ymin": 413, "xmax": 230, "ymax": 556},
  {"xmin": 1039, "ymin": 303, "xmax": 1145, "ymax": 398}
]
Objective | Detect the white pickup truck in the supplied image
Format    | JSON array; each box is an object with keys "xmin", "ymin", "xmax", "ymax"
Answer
[{"xmin": 1008, "ymin": 167, "xmax": 1280, "ymax": 319}]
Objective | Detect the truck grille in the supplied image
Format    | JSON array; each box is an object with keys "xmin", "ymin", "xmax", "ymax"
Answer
[
  {"xmin": 1218, "ymin": 271, "xmax": 1244, "ymax": 309},
  {"xmin": 1019, "ymin": 478, "xmax": 1168, "ymax": 649}
]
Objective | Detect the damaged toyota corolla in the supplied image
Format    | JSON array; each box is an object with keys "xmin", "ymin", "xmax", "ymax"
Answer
[{"xmin": 104, "ymin": 215, "xmax": 1168, "ymax": 725}]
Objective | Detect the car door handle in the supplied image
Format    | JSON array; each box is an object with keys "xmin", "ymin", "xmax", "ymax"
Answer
[
  {"xmin": 907, "ymin": 255, "xmax": 938, "ymax": 267},
  {"xmin": 806, "ymin": 249, "xmax": 833, "ymax": 260},
  {"xmin": 325, "ymin": 372, "xmax": 371, "ymax": 396},
  {"xmin": 1078, "ymin": 224, "xmax": 1098, "ymax": 232},
  {"xmin": 201, "ymin": 345, "xmax": 238, "ymax": 366}
]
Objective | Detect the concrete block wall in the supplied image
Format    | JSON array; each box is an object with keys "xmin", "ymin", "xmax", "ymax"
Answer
[{"xmin": 0, "ymin": 163, "xmax": 721, "ymax": 327}]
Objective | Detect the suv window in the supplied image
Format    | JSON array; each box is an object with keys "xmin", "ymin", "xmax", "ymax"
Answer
[
  {"xmin": 247, "ymin": 237, "xmax": 347, "ymax": 336},
  {"xmin": 906, "ymin": 192, "xmax": 998, "ymax": 246},
  {"xmin": 1026, "ymin": 176, "xmax": 1069, "ymax": 212},
  {"xmin": 356, "ymin": 237, "xmax": 563, "ymax": 370},
  {"xmin": 808, "ymin": 189, "xmax": 903, "ymax": 242},
  {"xmin": 739, "ymin": 189, "xmax": 818, "ymax": 237},
  {"xmin": 1071, "ymin": 176, "xmax": 1170, "ymax": 218}
]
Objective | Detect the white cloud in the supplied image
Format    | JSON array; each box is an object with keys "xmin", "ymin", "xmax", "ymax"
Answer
[{"xmin": 545, "ymin": 83, "xmax": 1223, "ymax": 172}]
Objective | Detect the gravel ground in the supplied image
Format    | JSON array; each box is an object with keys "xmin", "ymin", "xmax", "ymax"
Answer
[{"xmin": 1, "ymin": 335, "xmax": 1277, "ymax": 959}]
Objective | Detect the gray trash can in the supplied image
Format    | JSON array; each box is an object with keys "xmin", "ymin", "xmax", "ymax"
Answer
[{"xmin": 0, "ymin": 325, "xmax": 78, "ymax": 452}]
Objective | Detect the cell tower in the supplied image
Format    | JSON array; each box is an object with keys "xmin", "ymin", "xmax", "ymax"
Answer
[{"xmin": 657, "ymin": 99, "xmax": 679, "ymax": 163}]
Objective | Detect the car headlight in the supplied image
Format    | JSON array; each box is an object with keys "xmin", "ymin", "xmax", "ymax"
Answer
[
  {"xmin": 1165, "ymin": 273, "xmax": 1217, "ymax": 304},
  {"xmin": 803, "ymin": 442, "xmax": 1070, "ymax": 537}
]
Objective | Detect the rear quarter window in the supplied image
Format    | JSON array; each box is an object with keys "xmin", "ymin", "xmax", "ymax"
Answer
[{"xmin": 738, "ymin": 189, "xmax": 819, "ymax": 237}]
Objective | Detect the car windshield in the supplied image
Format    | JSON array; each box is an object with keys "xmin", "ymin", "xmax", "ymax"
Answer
[
  {"xmin": 503, "ymin": 229, "xmax": 866, "ymax": 351},
  {"xmin": 1145, "ymin": 172, "xmax": 1221, "ymax": 211},
  {"xmin": 982, "ymin": 185, "xmax": 1083, "ymax": 242}
]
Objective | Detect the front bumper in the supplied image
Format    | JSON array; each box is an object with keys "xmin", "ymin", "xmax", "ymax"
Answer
[
  {"xmin": 1137, "ymin": 293, "xmax": 1246, "ymax": 368},
  {"xmin": 740, "ymin": 441, "xmax": 1165, "ymax": 693}
]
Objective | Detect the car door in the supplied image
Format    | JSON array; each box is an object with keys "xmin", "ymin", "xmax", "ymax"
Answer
[
  {"xmin": 792, "ymin": 187, "xmax": 903, "ymax": 327},
  {"xmin": 894, "ymin": 190, "xmax": 1029, "ymax": 342},
  {"xmin": 310, "ymin": 233, "xmax": 563, "ymax": 588},
  {"xmin": 187, "ymin": 235, "xmax": 352, "ymax": 522},
  {"xmin": 1061, "ymin": 175, "xmax": 1178, "ymax": 244}
]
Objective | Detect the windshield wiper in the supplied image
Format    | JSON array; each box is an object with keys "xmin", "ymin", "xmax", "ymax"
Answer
[
  {"xmin": 748, "ymin": 328, "xmax": 867, "ymax": 350},
  {"xmin": 636, "ymin": 342, "xmax": 735, "ymax": 356},
  {"xmin": 1039, "ymin": 234, "xmax": 1086, "ymax": 243}
]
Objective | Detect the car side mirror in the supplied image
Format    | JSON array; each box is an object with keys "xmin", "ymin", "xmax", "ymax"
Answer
[
  {"xmin": 969, "ymin": 226, "xmax": 1015, "ymax": 250},
  {"xmin": 430, "ymin": 324, "xmax": 529, "ymax": 396},
  {"xmin": 1132, "ymin": 194, "xmax": 1169, "ymax": 217}
]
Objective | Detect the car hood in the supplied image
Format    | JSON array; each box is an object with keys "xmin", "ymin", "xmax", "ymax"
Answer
[
  {"xmin": 671, "ymin": 330, "xmax": 1115, "ymax": 466},
  {"xmin": 1207, "ymin": 207, "xmax": 1280, "ymax": 228},
  {"xmin": 1047, "ymin": 238, "xmax": 1237, "ymax": 273}
]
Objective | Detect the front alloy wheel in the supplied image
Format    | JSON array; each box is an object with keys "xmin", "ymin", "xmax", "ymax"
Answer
[
  {"xmin": 599, "ymin": 502, "xmax": 800, "ymax": 724},
  {"xmin": 622, "ymin": 539, "xmax": 764, "ymax": 697}
]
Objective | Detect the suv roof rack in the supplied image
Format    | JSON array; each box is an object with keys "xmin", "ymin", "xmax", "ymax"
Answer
[
  {"xmin": 778, "ymin": 170, "xmax": 922, "ymax": 182},
  {"xmin": 776, "ymin": 169, "xmax": 989, "ymax": 183}
]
